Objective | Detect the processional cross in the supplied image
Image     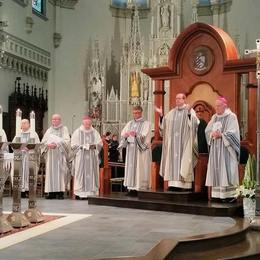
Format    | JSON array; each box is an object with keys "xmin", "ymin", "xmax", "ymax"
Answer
[{"xmin": 245, "ymin": 39, "xmax": 260, "ymax": 215}]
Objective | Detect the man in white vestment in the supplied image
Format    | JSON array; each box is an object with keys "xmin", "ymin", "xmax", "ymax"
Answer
[
  {"xmin": 12, "ymin": 119, "xmax": 40, "ymax": 197},
  {"xmin": 156, "ymin": 93, "xmax": 199, "ymax": 190},
  {"xmin": 71, "ymin": 116, "xmax": 102, "ymax": 199},
  {"xmin": 118, "ymin": 106, "xmax": 151, "ymax": 196},
  {"xmin": 205, "ymin": 97, "xmax": 240, "ymax": 201},
  {"xmin": 0, "ymin": 129, "xmax": 13, "ymax": 189},
  {"xmin": 0, "ymin": 128, "xmax": 8, "ymax": 152},
  {"xmin": 42, "ymin": 114, "xmax": 70, "ymax": 199},
  {"xmin": 0, "ymin": 128, "xmax": 10, "ymax": 162}
]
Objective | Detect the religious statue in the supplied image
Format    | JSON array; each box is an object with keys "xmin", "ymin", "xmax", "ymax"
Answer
[
  {"xmin": 130, "ymin": 72, "xmax": 140, "ymax": 98},
  {"xmin": 90, "ymin": 77, "xmax": 102, "ymax": 119},
  {"xmin": 160, "ymin": 3, "xmax": 170, "ymax": 29},
  {"xmin": 143, "ymin": 76, "xmax": 149, "ymax": 101}
]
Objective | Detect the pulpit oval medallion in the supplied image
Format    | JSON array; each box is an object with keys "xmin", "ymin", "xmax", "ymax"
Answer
[{"xmin": 189, "ymin": 46, "xmax": 214, "ymax": 75}]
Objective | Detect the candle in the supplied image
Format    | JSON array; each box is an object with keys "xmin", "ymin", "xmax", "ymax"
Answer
[
  {"xmin": 151, "ymin": 16, "xmax": 153, "ymax": 35},
  {"xmin": 16, "ymin": 108, "xmax": 22, "ymax": 138},
  {"xmin": 30, "ymin": 111, "xmax": 35, "ymax": 134},
  {"xmin": 0, "ymin": 105, "xmax": 3, "ymax": 136}
]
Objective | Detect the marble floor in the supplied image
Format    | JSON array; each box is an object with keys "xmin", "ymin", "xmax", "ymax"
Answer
[{"xmin": 1, "ymin": 197, "xmax": 237, "ymax": 260}]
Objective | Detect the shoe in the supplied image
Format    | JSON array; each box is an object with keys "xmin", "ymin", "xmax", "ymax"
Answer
[
  {"xmin": 167, "ymin": 187, "xmax": 183, "ymax": 192},
  {"xmin": 125, "ymin": 190, "xmax": 138, "ymax": 197},
  {"xmin": 45, "ymin": 195, "xmax": 55, "ymax": 199},
  {"xmin": 222, "ymin": 198, "xmax": 237, "ymax": 203},
  {"xmin": 80, "ymin": 197, "xmax": 88, "ymax": 200},
  {"xmin": 21, "ymin": 192, "xmax": 26, "ymax": 198},
  {"xmin": 45, "ymin": 193, "xmax": 55, "ymax": 199},
  {"xmin": 57, "ymin": 192, "xmax": 64, "ymax": 200}
]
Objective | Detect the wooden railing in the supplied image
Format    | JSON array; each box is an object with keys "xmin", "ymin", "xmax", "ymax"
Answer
[{"xmin": 99, "ymin": 139, "xmax": 111, "ymax": 195}]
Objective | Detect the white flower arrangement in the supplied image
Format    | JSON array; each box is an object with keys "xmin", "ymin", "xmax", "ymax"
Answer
[
  {"xmin": 236, "ymin": 154, "xmax": 257, "ymax": 199},
  {"xmin": 236, "ymin": 185, "xmax": 255, "ymax": 199}
]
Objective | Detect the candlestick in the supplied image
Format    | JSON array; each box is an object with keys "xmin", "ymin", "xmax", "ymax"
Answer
[
  {"xmin": 16, "ymin": 108, "xmax": 22, "ymax": 138},
  {"xmin": 30, "ymin": 111, "xmax": 35, "ymax": 134}
]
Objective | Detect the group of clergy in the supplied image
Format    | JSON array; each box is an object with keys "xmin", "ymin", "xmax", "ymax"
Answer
[
  {"xmin": 0, "ymin": 93, "xmax": 240, "ymax": 202},
  {"xmin": 0, "ymin": 114, "xmax": 103, "ymax": 200},
  {"xmin": 41, "ymin": 114, "xmax": 103, "ymax": 200},
  {"xmin": 122, "ymin": 94, "xmax": 240, "ymax": 202}
]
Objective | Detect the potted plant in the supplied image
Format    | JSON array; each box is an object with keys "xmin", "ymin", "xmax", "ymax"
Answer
[{"xmin": 236, "ymin": 154, "xmax": 257, "ymax": 221}]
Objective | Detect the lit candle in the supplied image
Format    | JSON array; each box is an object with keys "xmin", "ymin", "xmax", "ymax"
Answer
[
  {"xmin": 0, "ymin": 105, "xmax": 3, "ymax": 136},
  {"xmin": 16, "ymin": 108, "xmax": 22, "ymax": 138},
  {"xmin": 30, "ymin": 111, "xmax": 35, "ymax": 134}
]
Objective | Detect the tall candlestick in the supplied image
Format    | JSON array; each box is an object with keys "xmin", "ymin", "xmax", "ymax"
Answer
[
  {"xmin": 0, "ymin": 105, "xmax": 3, "ymax": 136},
  {"xmin": 30, "ymin": 111, "xmax": 35, "ymax": 134},
  {"xmin": 16, "ymin": 108, "xmax": 22, "ymax": 138}
]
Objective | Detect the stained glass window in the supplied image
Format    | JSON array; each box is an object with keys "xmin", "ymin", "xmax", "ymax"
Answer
[
  {"xmin": 198, "ymin": 0, "xmax": 210, "ymax": 5},
  {"xmin": 111, "ymin": 0, "xmax": 149, "ymax": 9},
  {"xmin": 32, "ymin": 0, "xmax": 43, "ymax": 14}
]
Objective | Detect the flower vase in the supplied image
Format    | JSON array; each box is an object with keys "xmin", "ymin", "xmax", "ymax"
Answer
[{"xmin": 243, "ymin": 197, "xmax": 256, "ymax": 221}]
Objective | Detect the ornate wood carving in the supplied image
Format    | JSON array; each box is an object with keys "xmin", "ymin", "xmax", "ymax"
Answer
[{"xmin": 142, "ymin": 22, "xmax": 257, "ymax": 192}]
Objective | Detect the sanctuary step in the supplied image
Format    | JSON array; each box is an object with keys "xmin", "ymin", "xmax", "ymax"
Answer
[
  {"xmin": 97, "ymin": 218, "xmax": 260, "ymax": 260},
  {"xmin": 137, "ymin": 190, "xmax": 205, "ymax": 202},
  {"xmin": 88, "ymin": 192, "xmax": 243, "ymax": 217}
]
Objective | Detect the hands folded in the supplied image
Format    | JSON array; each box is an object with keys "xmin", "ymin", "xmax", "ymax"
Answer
[
  {"xmin": 48, "ymin": 142, "xmax": 57, "ymax": 149},
  {"xmin": 123, "ymin": 130, "xmax": 137, "ymax": 138},
  {"xmin": 211, "ymin": 130, "xmax": 222, "ymax": 139}
]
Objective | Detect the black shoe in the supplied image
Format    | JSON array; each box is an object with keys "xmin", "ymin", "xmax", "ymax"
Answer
[
  {"xmin": 221, "ymin": 198, "xmax": 237, "ymax": 203},
  {"xmin": 75, "ymin": 195, "xmax": 80, "ymax": 200},
  {"xmin": 45, "ymin": 193, "xmax": 55, "ymax": 199},
  {"xmin": 167, "ymin": 187, "xmax": 183, "ymax": 192},
  {"xmin": 125, "ymin": 190, "xmax": 138, "ymax": 197},
  {"xmin": 57, "ymin": 192, "xmax": 64, "ymax": 200},
  {"xmin": 45, "ymin": 195, "xmax": 55, "ymax": 199},
  {"xmin": 21, "ymin": 192, "xmax": 26, "ymax": 198}
]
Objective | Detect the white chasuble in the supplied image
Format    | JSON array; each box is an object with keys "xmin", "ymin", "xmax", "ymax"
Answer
[
  {"xmin": 71, "ymin": 126, "xmax": 102, "ymax": 198},
  {"xmin": 42, "ymin": 125, "xmax": 70, "ymax": 193}
]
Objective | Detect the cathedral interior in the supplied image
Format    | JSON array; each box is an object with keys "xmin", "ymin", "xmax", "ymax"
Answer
[{"xmin": 0, "ymin": 0, "xmax": 260, "ymax": 259}]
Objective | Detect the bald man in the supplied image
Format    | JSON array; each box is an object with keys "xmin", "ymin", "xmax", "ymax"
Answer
[
  {"xmin": 205, "ymin": 97, "xmax": 240, "ymax": 201},
  {"xmin": 156, "ymin": 93, "xmax": 199, "ymax": 191},
  {"xmin": 41, "ymin": 114, "xmax": 70, "ymax": 199},
  {"xmin": 12, "ymin": 119, "xmax": 40, "ymax": 198},
  {"xmin": 71, "ymin": 116, "xmax": 102, "ymax": 199},
  {"xmin": 0, "ymin": 128, "xmax": 8, "ymax": 152}
]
